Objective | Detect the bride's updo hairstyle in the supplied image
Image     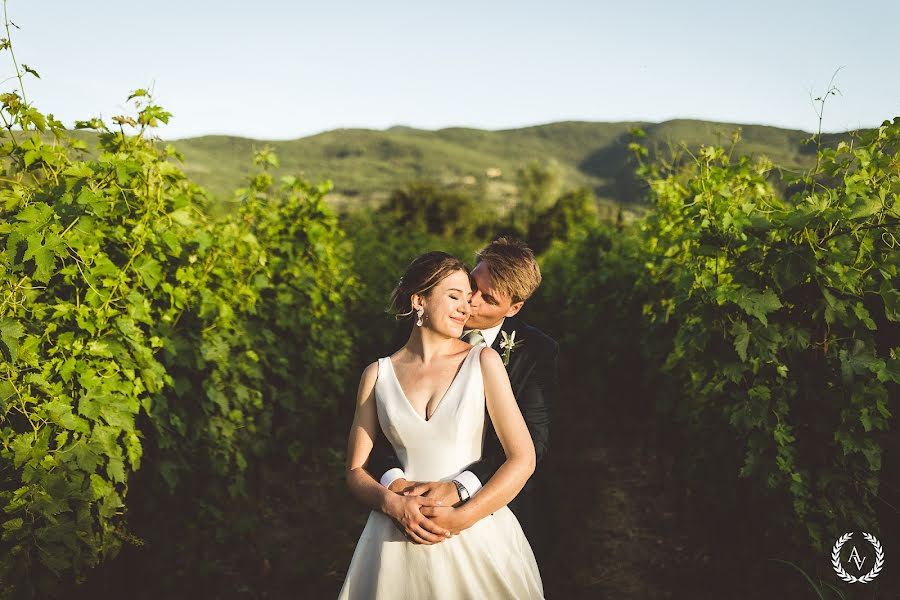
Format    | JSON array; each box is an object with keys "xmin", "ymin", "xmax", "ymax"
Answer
[{"xmin": 389, "ymin": 251, "xmax": 471, "ymax": 321}]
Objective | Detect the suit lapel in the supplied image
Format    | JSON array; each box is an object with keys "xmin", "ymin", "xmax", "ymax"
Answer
[
  {"xmin": 493, "ymin": 315, "xmax": 524, "ymax": 373},
  {"xmin": 488, "ymin": 315, "xmax": 530, "ymax": 402}
]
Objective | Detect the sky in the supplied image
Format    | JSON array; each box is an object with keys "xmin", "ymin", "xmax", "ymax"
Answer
[{"xmin": 6, "ymin": 1, "xmax": 900, "ymax": 140}]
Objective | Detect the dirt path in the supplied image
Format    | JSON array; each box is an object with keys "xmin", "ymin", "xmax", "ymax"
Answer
[{"xmin": 539, "ymin": 387, "xmax": 701, "ymax": 599}]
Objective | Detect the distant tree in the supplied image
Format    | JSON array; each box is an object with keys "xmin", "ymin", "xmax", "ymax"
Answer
[
  {"xmin": 377, "ymin": 181, "xmax": 482, "ymax": 238},
  {"xmin": 511, "ymin": 160, "xmax": 561, "ymax": 235},
  {"xmin": 527, "ymin": 187, "xmax": 599, "ymax": 255}
]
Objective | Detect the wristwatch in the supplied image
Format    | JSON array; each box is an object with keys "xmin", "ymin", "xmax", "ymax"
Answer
[{"xmin": 451, "ymin": 479, "xmax": 470, "ymax": 503}]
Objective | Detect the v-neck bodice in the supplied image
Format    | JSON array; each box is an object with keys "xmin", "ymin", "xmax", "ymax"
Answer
[
  {"xmin": 374, "ymin": 346, "xmax": 487, "ymax": 482},
  {"xmin": 385, "ymin": 345, "xmax": 480, "ymax": 422}
]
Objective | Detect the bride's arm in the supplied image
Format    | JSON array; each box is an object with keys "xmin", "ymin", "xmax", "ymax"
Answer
[
  {"xmin": 344, "ymin": 362, "xmax": 397, "ymax": 514},
  {"xmin": 456, "ymin": 347, "xmax": 536, "ymax": 526}
]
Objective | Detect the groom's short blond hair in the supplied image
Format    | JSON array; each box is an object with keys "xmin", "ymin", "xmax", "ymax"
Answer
[{"xmin": 474, "ymin": 237, "xmax": 542, "ymax": 304}]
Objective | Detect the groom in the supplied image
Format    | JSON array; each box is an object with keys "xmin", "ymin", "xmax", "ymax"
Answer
[{"xmin": 367, "ymin": 236, "xmax": 559, "ymax": 558}]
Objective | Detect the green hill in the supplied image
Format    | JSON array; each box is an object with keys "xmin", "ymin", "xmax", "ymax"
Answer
[{"xmin": 71, "ymin": 119, "xmax": 854, "ymax": 218}]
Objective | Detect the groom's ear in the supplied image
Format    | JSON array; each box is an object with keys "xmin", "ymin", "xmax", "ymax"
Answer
[{"xmin": 504, "ymin": 301, "xmax": 524, "ymax": 318}]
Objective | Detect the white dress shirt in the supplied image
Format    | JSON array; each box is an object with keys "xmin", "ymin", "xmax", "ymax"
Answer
[{"xmin": 379, "ymin": 318, "xmax": 506, "ymax": 496}]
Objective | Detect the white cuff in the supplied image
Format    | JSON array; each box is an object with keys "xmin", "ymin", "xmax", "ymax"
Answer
[
  {"xmin": 380, "ymin": 468, "xmax": 406, "ymax": 489},
  {"xmin": 454, "ymin": 470, "xmax": 483, "ymax": 496}
]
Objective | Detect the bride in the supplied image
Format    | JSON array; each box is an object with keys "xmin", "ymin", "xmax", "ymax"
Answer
[{"xmin": 339, "ymin": 251, "xmax": 544, "ymax": 599}]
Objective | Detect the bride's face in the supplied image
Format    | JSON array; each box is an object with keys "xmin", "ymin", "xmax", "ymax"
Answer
[{"xmin": 416, "ymin": 269, "xmax": 472, "ymax": 337}]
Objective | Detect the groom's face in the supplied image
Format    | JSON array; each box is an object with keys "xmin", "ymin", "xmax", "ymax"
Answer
[{"xmin": 466, "ymin": 261, "xmax": 524, "ymax": 330}]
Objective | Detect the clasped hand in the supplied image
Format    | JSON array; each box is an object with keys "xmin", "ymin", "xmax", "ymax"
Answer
[{"xmin": 385, "ymin": 478, "xmax": 471, "ymax": 545}]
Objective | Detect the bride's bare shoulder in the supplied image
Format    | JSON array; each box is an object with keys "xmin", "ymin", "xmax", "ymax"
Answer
[
  {"xmin": 358, "ymin": 360, "xmax": 380, "ymax": 388},
  {"xmin": 478, "ymin": 346, "xmax": 504, "ymax": 371}
]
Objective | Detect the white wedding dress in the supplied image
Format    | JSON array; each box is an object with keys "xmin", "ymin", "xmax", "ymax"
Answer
[{"xmin": 337, "ymin": 345, "xmax": 544, "ymax": 599}]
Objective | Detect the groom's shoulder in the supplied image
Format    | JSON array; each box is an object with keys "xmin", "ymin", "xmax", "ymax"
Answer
[{"xmin": 514, "ymin": 318, "xmax": 558, "ymax": 357}]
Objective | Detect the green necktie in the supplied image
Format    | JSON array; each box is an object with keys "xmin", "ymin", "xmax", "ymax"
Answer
[{"xmin": 462, "ymin": 329, "xmax": 485, "ymax": 346}]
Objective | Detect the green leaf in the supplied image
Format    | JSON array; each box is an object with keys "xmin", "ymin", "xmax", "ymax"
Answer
[
  {"xmin": 23, "ymin": 231, "xmax": 66, "ymax": 282},
  {"xmin": 160, "ymin": 230, "xmax": 182, "ymax": 255},
  {"xmin": 733, "ymin": 288, "xmax": 783, "ymax": 326},
  {"xmin": 62, "ymin": 162, "xmax": 93, "ymax": 179},
  {"xmin": 73, "ymin": 440, "xmax": 102, "ymax": 471},
  {"xmin": 847, "ymin": 195, "xmax": 879, "ymax": 219},
  {"xmin": 135, "ymin": 255, "xmax": 162, "ymax": 290},
  {"xmin": 137, "ymin": 104, "xmax": 172, "ymax": 127},
  {"xmin": 76, "ymin": 395, "xmax": 102, "ymax": 420},
  {"xmin": 840, "ymin": 339, "xmax": 885, "ymax": 381},
  {"xmin": 44, "ymin": 399, "xmax": 83, "ymax": 431},
  {"xmin": 10, "ymin": 434, "xmax": 34, "ymax": 468},
  {"xmin": 0, "ymin": 380, "xmax": 15, "ymax": 403},
  {"xmin": 124, "ymin": 431, "xmax": 142, "ymax": 470},
  {"xmin": 2, "ymin": 518, "xmax": 24, "ymax": 532},
  {"xmin": 15, "ymin": 202, "xmax": 53, "ymax": 229},
  {"xmin": 0, "ymin": 317, "xmax": 24, "ymax": 362},
  {"xmin": 99, "ymin": 404, "xmax": 135, "ymax": 430},
  {"xmin": 880, "ymin": 280, "xmax": 900, "ymax": 322},
  {"xmin": 168, "ymin": 208, "xmax": 193, "ymax": 227},
  {"xmin": 59, "ymin": 356, "xmax": 76, "ymax": 382},
  {"xmin": 106, "ymin": 455, "xmax": 126, "ymax": 484},
  {"xmin": 860, "ymin": 407, "xmax": 873, "ymax": 432},
  {"xmin": 21, "ymin": 63, "xmax": 40, "ymax": 79},
  {"xmin": 784, "ymin": 205, "xmax": 817, "ymax": 229},
  {"xmin": 22, "ymin": 108, "xmax": 47, "ymax": 131},
  {"xmin": 771, "ymin": 247, "xmax": 812, "ymax": 293},
  {"xmin": 774, "ymin": 422, "xmax": 795, "ymax": 445},
  {"xmin": 876, "ymin": 358, "xmax": 900, "ymax": 384},
  {"xmin": 851, "ymin": 302, "xmax": 877, "ymax": 330},
  {"xmin": 24, "ymin": 149, "xmax": 40, "ymax": 167},
  {"xmin": 89, "ymin": 473, "xmax": 114, "ymax": 501},
  {"xmin": 90, "ymin": 425, "xmax": 121, "ymax": 454},
  {"xmin": 731, "ymin": 320, "xmax": 750, "ymax": 361},
  {"xmin": 861, "ymin": 441, "xmax": 881, "ymax": 471},
  {"xmin": 748, "ymin": 385, "xmax": 771, "ymax": 402},
  {"xmin": 821, "ymin": 287, "xmax": 849, "ymax": 325},
  {"xmin": 55, "ymin": 430, "xmax": 70, "ymax": 449}
]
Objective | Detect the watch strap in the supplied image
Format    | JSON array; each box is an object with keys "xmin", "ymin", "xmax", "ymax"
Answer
[{"xmin": 452, "ymin": 479, "xmax": 470, "ymax": 502}]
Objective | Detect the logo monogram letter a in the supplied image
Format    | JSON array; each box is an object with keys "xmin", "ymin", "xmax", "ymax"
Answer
[{"xmin": 848, "ymin": 545, "xmax": 867, "ymax": 571}]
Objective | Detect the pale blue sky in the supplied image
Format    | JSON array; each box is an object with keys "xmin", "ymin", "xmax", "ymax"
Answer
[{"xmin": 7, "ymin": 1, "xmax": 899, "ymax": 140}]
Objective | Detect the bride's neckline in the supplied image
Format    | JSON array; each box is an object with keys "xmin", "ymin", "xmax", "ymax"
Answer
[{"xmin": 385, "ymin": 346, "xmax": 478, "ymax": 423}]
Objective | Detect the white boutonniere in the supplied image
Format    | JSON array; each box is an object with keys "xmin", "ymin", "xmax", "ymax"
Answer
[{"xmin": 499, "ymin": 330, "xmax": 524, "ymax": 366}]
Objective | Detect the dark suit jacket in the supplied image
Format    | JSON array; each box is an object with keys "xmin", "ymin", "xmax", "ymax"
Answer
[{"xmin": 366, "ymin": 315, "xmax": 559, "ymax": 525}]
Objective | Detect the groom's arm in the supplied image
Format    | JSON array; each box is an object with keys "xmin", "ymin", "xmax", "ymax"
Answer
[{"xmin": 462, "ymin": 338, "xmax": 559, "ymax": 493}]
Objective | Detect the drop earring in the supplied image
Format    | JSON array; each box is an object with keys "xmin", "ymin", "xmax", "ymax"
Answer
[{"xmin": 416, "ymin": 307, "xmax": 424, "ymax": 327}]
